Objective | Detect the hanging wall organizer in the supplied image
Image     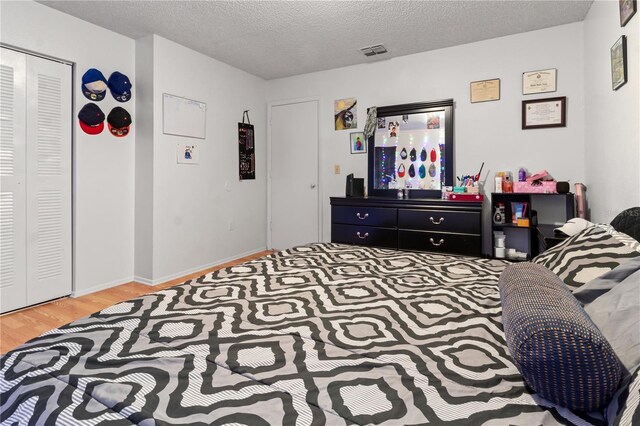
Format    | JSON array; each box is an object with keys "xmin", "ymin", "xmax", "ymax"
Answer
[{"xmin": 238, "ymin": 110, "xmax": 255, "ymax": 180}]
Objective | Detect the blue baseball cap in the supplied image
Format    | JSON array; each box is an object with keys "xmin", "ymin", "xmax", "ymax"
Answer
[
  {"xmin": 81, "ymin": 68, "xmax": 108, "ymax": 101},
  {"xmin": 107, "ymin": 71, "xmax": 132, "ymax": 102}
]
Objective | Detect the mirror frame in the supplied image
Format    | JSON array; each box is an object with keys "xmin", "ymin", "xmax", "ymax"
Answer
[{"xmin": 367, "ymin": 99, "xmax": 454, "ymax": 199}]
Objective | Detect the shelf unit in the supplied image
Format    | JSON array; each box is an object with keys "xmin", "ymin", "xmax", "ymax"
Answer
[{"xmin": 491, "ymin": 192, "xmax": 575, "ymax": 260}]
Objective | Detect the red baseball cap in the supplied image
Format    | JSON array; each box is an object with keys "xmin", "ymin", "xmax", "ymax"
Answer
[{"xmin": 78, "ymin": 103, "xmax": 105, "ymax": 135}]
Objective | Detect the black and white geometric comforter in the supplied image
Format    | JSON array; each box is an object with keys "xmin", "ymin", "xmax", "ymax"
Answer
[{"xmin": 0, "ymin": 244, "xmax": 615, "ymax": 425}]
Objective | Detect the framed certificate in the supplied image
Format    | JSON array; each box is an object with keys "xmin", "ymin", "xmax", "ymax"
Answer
[
  {"xmin": 522, "ymin": 68, "xmax": 557, "ymax": 95},
  {"xmin": 611, "ymin": 35, "xmax": 627, "ymax": 91},
  {"xmin": 470, "ymin": 78, "xmax": 500, "ymax": 103},
  {"xmin": 522, "ymin": 97, "xmax": 566, "ymax": 129}
]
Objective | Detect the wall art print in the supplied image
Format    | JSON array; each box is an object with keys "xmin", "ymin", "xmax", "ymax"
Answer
[{"xmin": 334, "ymin": 98, "xmax": 357, "ymax": 130}]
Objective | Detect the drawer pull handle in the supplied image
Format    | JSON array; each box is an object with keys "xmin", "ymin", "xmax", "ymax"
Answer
[
  {"xmin": 356, "ymin": 213, "xmax": 369, "ymax": 220},
  {"xmin": 357, "ymin": 232, "xmax": 369, "ymax": 239},
  {"xmin": 429, "ymin": 238, "xmax": 445, "ymax": 246},
  {"xmin": 430, "ymin": 216, "xmax": 445, "ymax": 225}
]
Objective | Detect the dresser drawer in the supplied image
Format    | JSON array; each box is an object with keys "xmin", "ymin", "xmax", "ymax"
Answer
[
  {"xmin": 332, "ymin": 206, "xmax": 397, "ymax": 227},
  {"xmin": 398, "ymin": 209, "xmax": 481, "ymax": 234},
  {"xmin": 398, "ymin": 230, "xmax": 481, "ymax": 256},
  {"xmin": 331, "ymin": 224, "xmax": 397, "ymax": 249}
]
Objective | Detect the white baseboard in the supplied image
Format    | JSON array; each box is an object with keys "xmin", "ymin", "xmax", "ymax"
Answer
[
  {"xmin": 70, "ymin": 247, "xmax": 268, "ymax": 298},
  {"xmin": 134, "ymin": 246, "xmax": 268, "ymax": 287},
  {"xmin": 133, "ymin": 275, "xmax": 153, "ymax": 286},
  {"xmin": 72, "ymin": 276, "xmax": 134, "ymax": 298}
]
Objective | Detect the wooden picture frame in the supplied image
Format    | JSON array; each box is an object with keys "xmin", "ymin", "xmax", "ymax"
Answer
[
  {"xmin": 619, "ymin": 0, "xmax": 637, "ymax": 26},
  {"xmin": 470, "ymin": 78, "xmax": 500, "ymax": 103},
  {"xmin": 522, "ymin": 68, "xmax": 557, "ymax": 95},
  {"xmin": 522, "ymin": 97, "xmax": 566, "ymax": 130},
  {"xmin": 611, "ymin": 36, "xmax": 628, "ymax": 91}
]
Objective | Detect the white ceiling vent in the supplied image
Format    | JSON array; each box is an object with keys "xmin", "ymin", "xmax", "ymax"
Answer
[{"xmin": 360, "ymin": 44, "xmax": 388, "ymax": 57}]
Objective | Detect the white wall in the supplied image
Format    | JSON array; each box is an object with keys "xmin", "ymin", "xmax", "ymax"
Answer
[
  {"xmin": 584, "ymin": 0, "xmax": 640, "ymax": 223},
  {"xmin": 136, "ymin": 36, "xmax": 267, "ymax": 283},
  {"xmin": 1, "ymin": 1, "xmax": 136, "ymax": 295},
  {"xmin": 134, "ymin": 35, "xmax": 154, "ymax": 280},
  {"xmin": 266, "ymin": 23, "xmax": 586, "ymax": 252}
]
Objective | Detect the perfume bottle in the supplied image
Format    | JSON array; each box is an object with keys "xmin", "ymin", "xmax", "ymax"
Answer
[
  {"xmin": 518, "ymin": 167, "xmax": 527, "ymax": 182},
  {"xmin": 503, "ymin": 174, "xmax": 513, "ymax": 193}
]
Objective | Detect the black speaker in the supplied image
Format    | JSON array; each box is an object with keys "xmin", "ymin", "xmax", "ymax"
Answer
[
  {"xmin": 556, "ymin": 181, "xmax": 570, "ymax": 194},
  {"xmin": 346, "ymin": 174, "xmax": 364, "ymax": 197}
]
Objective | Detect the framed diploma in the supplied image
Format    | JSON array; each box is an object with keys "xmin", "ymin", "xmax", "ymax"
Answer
[
  {"xmin": 522, "ymin": 68, "xmax": 557, "ymax": 95},
  {"xmin": 611, "ymin": 36, "xmax": 627, "ymax": 91},
  {"xmin": 522, "ymin": 97, "xmax": 566, "ymax": 129},
  {"xmin": 470, "ymin": 78, "xmax": 500, "ymax": 103}
]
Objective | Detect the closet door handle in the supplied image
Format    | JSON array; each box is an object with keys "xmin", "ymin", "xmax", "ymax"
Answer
[
  {"xmin": 356, "ymin": 232, "xmax": 369, "ymax": 239},
  {"xmin": 430, "ymin": 216, "xmax": 444, "ymax": 225},
  {"xmin": 356, "ymin": 213, "xmax": 369, "ymax": 220},
  {"xmin": 429, "ymin": 238, "xmax": 444, "ymax": 246}
]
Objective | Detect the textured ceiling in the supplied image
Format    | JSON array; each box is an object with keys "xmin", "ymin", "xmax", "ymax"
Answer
[{"xmin": 38, "ymin": 0, "xmax": 593, "ymax": 80}]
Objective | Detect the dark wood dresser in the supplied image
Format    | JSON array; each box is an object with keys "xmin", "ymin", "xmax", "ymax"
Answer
[{"xmin": 330, "ymin": 197, "xmax": 483, "ymax": 256}]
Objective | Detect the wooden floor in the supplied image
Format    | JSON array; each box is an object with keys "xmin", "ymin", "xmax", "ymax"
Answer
[{"xmin": 0, "ymin": 250, "xmax": 274, "ymax": 355}]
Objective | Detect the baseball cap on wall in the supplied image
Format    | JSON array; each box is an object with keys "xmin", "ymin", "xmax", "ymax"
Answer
[
  {"xmin": 107, "ymin": 71, "xmax": 132, "ymax": 102},
  {"xmin": 107, "ymin": 107, "xmax": 132, "ymax": 137},
  {"xmin": 81, "ymin": 68, "xmax": 108, "ymax": 101},
  {"xmin": 78, "ymin": 103, "xmax": 105, "ymax": 135}
]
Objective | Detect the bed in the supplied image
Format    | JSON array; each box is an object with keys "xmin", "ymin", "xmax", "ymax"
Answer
[{"xmin": 1, "ymin": 237, "xmax": 638, "ymax": 424}]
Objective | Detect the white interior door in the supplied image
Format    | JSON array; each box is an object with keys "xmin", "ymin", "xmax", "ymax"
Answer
[
  {"xmin": 24, "ymin": 54, "xmax": 72, "ymax": 306},
  {"xmin": 269, "ymin": 100, "xmax": 319, "ymax": 250},
  {"xmin": 0, "ymin": 48, "xmax": 28, "ymax": 312},
  {"xmin": 0, "ymin": 48, "xmax": 72, "ymax": 313}
]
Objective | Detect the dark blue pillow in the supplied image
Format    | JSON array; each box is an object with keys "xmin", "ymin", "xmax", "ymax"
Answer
[{"xmin": 499, "ymin": 263, "xmax": 623, "ymax": 412}]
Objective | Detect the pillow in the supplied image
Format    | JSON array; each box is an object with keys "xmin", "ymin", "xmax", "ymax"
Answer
[
  {"xmin": 595, "ymin": 223, "xmax": 640, "ymax": 252},
  {"xmin": 610, "ymin": 207, "xmax": 640, "ymax": 243},
  {"xmin": 532, "ymin": 226, "xmax": 640, "ymax": 290},
  {"xmin": 573, "ymin": 257, "xmax": 640, "ymax": 305},
  {"xmin": 606, "ymin": 367, "xmax": 640, "ymax": 425},
  {"xmin": 499, "ymin": 262, "xmax": 623, "ymax": 411},
  {"xmin": 584, "ymin": 268, "xmax": 640, "ymax": 372}
]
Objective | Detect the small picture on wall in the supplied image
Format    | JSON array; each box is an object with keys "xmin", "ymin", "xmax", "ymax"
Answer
[
  {"xmin": 427, "ymin": 113, "xmax": 441, "ymax": 129},
  {"xmin": 388, "ymin": 121, "xmax": 399, "ymax": 138},
  {"xmin": 377, "ymin": 117, "xmax": 386, "ymax": 129},
  {"xmin": 619, "ymin": 0, "xmax": 636, "ymax": 26},
  {"xmin": 350, "ymin": 132, "xmax": 367, "ymax": 154},
  {"xmin": 177, "ymin": 143, "xmax": 199, "ymax": 164},
  {"xmin": 611, "ymin": 35, "xmax": 627, "ymax": 91},
  {"xmin": 334, "ymin": 98, "xmax": 357, "ymax": 130}
]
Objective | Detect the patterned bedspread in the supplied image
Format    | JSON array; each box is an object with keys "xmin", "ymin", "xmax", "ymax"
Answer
[{"xmin": 1, "ymin": 243, "xmax": 608, "ymax": 425}]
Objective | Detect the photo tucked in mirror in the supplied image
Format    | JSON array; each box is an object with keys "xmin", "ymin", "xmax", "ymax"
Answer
[{"xmin": 373, "ymin": 111, "xmax": 446, "ymax": 190}]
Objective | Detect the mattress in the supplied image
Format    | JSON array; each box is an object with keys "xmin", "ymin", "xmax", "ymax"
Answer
[{"xmin": 0, "ymin": 243, "xmax": 608, "ymax": 425}]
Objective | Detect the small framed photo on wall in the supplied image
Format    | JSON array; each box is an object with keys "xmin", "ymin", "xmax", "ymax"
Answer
[
  {"xmin": 611, "ymin": 35, "xmax": 627, "ymax": 91},
  {"xmin": 350, "ymin": 132, "xmax": 367, "ymax": 154},
  {"xmin": 619, "ymin": 0, "xmax": 636, "ymax": 26}
]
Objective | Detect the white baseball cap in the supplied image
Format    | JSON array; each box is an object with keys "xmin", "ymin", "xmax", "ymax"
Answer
[{"xmin": 555, "ymin": 218, "xmax": 594, "ymax": 236}]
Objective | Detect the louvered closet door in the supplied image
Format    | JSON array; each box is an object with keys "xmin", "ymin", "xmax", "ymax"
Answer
[
  {"xmin": 0, "ymin": 48, "xmax": 72, "ymax": 313},
  {"xmin": 0, "ymin": 49, "xmax": 28, "ymax": 312},
  {"xmin": 24, "ymin": 54, "xmax": 72, "ymax": 306}
]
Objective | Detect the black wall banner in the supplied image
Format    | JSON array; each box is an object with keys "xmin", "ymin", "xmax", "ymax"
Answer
[{"xmin": 238, "ymin": 110, "xmax": 255, "ymax": 180}]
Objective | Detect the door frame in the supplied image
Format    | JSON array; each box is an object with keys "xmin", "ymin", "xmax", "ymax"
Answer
[
  {"xmin": 267, "ymin": 97, "xmax": 322, "ymax": 249},
  {"xmin": 0, "ymin": 43, "xmax": 76, "ymax": 298}
]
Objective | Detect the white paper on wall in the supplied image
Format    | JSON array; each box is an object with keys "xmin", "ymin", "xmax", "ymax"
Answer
[
  {"xmin": 177, "ymin": 143, "xmax": 199, "ymax": 164},
  {"xmin": 163, "ymin": 93, "xmax": 206, "ymax": 139}
]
